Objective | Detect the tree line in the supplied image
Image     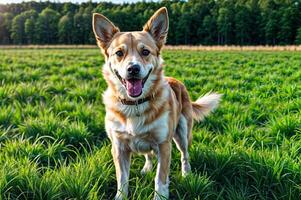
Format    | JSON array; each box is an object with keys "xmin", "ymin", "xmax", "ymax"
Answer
[{"xmin": 0, "ymin": 0, "xmax": 301, "ymax": 45}]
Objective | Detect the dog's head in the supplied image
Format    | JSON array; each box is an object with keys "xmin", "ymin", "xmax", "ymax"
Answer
[{"xmin": 93, "ymin": 7, "xmax": 168, "ymax": 100}]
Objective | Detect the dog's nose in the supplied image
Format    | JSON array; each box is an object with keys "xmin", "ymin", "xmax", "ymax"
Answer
[{"xmin": 127, "ymin": 64, "xmax": 140, "ymax": 75}]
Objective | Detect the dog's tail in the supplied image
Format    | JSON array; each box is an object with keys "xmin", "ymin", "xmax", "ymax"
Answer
[{"xmin": 191, "ymin": 92, "xmax": 222, "ymax": 122}]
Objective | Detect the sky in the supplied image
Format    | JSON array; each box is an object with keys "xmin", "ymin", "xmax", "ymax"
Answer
[{"xmin": 0, "ymin": 0, "xmax": 155, "ymax": 4}]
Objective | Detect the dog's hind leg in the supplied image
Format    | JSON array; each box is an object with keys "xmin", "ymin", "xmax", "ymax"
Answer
[
  {"xmin": 141, "ymin": 153, "xmax": 153, "ymax": 174},
  {"xmin": 173, "ymin": 114, "xmax": 191, "ymax": 176}
]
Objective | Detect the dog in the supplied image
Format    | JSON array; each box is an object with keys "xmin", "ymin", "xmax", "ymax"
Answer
[{"xmin": 92, "ymin": 7, "xmax": 221, "ymax": 200}]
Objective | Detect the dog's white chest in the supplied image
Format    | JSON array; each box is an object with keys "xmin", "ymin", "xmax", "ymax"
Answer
[
  {"xmin": 126, "ymin": 116, "xmax": 146, "ymax": 135},
  {"xmin": 106, "ymin": 111, "xmax": 170, "ymax": 152},
  {"xmin": 106, "ymin": 116, "xmax": 150, "ymax": 135},
  {"xmin": 127, "ymin": 111, "xmax": 169, "ymax": 138}
]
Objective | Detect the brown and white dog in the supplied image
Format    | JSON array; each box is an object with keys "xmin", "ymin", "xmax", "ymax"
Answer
[{"xmin": 92, "ymin": 7, "xmax": 221, "ymax": 200}]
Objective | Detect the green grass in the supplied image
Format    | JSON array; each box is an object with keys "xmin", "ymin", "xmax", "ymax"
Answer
[{"xmin": 0, "ymin": 48, "xmax": 300, "ymax": 200}]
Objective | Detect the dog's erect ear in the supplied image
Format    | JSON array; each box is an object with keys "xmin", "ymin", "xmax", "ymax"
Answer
[
  {"xmin": 143, "ymin": 7, "xmax": 169, "ymax": 50},
  {"xmin": 93, "ymin": 13, "xmax": 119, "ymax": 50}
]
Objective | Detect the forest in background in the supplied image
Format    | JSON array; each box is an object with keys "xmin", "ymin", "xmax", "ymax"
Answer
[{"xmin": 0, "ymin": 0, "xmax": 301, "ymax": 45}]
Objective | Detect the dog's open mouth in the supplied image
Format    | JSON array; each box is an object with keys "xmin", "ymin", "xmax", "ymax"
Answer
[
  {"xmin": 124, "ymin": 79, "xmax": 143, "ymax": 97},
  {"xmin": 114, "ymin": 69, "xmax": 152, "ymax": 97}
]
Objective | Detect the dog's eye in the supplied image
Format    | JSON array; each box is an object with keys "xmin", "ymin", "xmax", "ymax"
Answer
[
  {"xmin": 116, "ymin": 50, "xmax": 124, "ymax": 57},
  {"xmin": 142, "ymin": 49, "xmax": 150, "ymax": 56}
]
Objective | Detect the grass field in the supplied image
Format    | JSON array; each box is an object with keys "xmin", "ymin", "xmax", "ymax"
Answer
[{"xmin": 0, "ymin": 48, "xmax": 300, "ymax": 200}]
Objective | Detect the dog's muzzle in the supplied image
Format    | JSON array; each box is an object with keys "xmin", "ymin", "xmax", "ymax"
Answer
[{"xmin": 113, "ymin": 68, "xmax": 152, "ymax": 97}]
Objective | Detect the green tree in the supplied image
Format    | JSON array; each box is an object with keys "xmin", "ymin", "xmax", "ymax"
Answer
[
  {"xmin": 175, "ymin": 4, "xmax": 192, "ymax": 45},
  {"xmin": 278, "ymin": 7, "xmax": 294, "ymax": 44},
  {"xmin": 168, "ymin": 2, "xmax": 183, "ymax": 45},
  {"xmin": 83, "ymin": 5, "xmax": 93, "ymax": 44},
  {"xmin": 25, "ymin": 18, "xmax": 35, "ymax": 44},
  {"xmin": 247, "ymin": 0, "xmax": 263, "ymax": 45},
  {"xmin": 35, "ymin": 8, "xmax": 60, "ymax": 44},
  {"xmin": 295, "ymin": 27, "xmax": 301, "ymax": 44},
  {"xmin": 0, "ymin": 14, "xmax": 6, "ymax": 44},
  {"xmin": 265, "ymin": 10, "xmax": 278, "ymax": 45},
  {"xmin": 217, "ymin": 7, "xmax": 234, "ymax": 45},
  {"xmin": 58, "ymin": 12, "xmax": 73, "ymax": 44},
  {"xmin": 235, "ymin": 5, "xmax": 251, "ymax": 45},
  {"xmin": 3, "ymin": 13, "xmax": 14, "ymax": 44},
  {"xmin": 73, "ymin": 8, "xmax": 85, "ymax": 44},
  {"xmin": 11, "ymin": 14, "xmax": 26, "ymax": 44},
  {"xmin": 11, "ymin": 10, "xmax": 37, "ymax": 44},
  {"xmin": 200, "ymin": 15, "xmax": 217, "ymax": 45},
  {"xmin": 62, "ymin": 2, "xmax": 77, "ymax": 15}
]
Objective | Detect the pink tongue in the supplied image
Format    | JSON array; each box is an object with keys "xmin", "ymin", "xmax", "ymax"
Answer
[{"xmin": 126, "ymin": 79, "xmax": 143, "ymax": 97}]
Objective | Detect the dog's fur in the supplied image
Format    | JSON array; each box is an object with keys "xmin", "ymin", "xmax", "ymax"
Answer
[{"xmin": 92, "ymin": 7, "xmax": 221, "ymax": 200}]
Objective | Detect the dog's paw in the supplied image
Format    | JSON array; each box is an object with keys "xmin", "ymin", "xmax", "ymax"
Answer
[
  {"xmin": 154, "ymin": 180, "xmax": 169, "ymax": 200},
  {"xmin": 114, "ymin": 194, "xmax": 123, "ymax": 200},
  {"xmin": 141, "ymin": 161, "xmax": 153, "ymax": 175},
  {"xmin": 115, "ymin": 192, "xmax": 124, "ymax": 200},
  {"xmin": 181, "ymin": 162, "xmax": 191, "ymax": 177},
  {"xmin": 154, "ymin": 194, "xmax": 169, "ymax": 200}
]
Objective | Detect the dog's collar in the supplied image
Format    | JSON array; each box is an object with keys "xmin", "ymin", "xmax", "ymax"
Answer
[
  {"xmin": 118, "ymin": 95, "xmax": 153, "ymax": 105},
  {"xmin": 118, "ymin": 95, "xmax": 154, "ymax": 117}
]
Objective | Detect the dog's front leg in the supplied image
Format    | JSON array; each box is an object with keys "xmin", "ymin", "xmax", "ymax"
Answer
[
  {"xmin": 111, "ymin": 138, "xmax": 131, "ymax": 200},
  {"xmin": 154, "ymin": 141, "xmax": 171, "ymax": 200}
]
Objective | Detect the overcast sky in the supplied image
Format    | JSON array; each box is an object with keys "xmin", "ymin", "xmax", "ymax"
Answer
[{"xmin": 0, "ymin": 0, "xmax": 156, "ymax": 4}]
